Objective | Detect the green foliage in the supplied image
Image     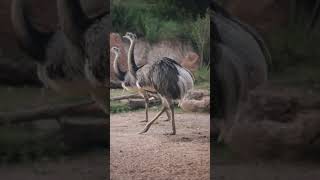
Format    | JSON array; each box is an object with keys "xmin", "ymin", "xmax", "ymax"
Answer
[
  {"xmin": 189, "ymin": 12, "xmax": 210, "ymax": 66},
  {"xmin": 0, "ymin": 127, "xmax": 64, "ymax": 163},
  {"xmin": 194, "ymin": 65, "xmax": 210, "ymax": 90},
  {"xmin": 266, "ymin": 14, "xmax": 320, "ymax": 89},
  {"xmin": 267, "ymin": 26, "xmax": 320, "ymax": 72},
  {"xmin": 111, "ymin": 0, "xmax": 207, "ymax": 43},
  {"xmin": 110, "ymin": 101, "xmax": 131, "ymax": 113}
]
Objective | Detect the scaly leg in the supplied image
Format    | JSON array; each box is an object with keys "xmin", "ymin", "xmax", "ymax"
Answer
[
  {"xmin": 168, "ymin": 99, "xmax": 176, "ymax": 135},
  {"xmin": 153, "ymin": 93, "xmax": 171, "ymax": 121},
  {"xmin": 163, "ymin": 109, "xmax": 171, "ymax": 121},
  {"xmin": 140, "ymin": 92, "xmax": 149, "ymax": 122},
  {"xmin": 139, "ymin": 106, "xmax": 166, "ymax": 134}
]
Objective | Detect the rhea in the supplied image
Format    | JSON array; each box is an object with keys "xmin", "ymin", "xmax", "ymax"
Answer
[
  {"xmin": 56, "ymin": 0, "xmax": 109, "ymax": 112},
  {"xmin": 112, "ymin": 33, "xmax": 170, "ymax": 122},
  {"xmin": 119, "ymin": 33, "xmax": 194, "ymax": 135}
]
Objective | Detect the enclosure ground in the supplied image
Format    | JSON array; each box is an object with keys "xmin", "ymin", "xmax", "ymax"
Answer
[
  {"xmin": 0, "ymin": 150, "xmax": 107, "ymax": 180},
  {"xmin": 110, "ymin": 111, "xmax": 210, "ymax": 180},
  {"xmin": 214, "ymin": 148, "xmax": 320, "ymax": 180}
]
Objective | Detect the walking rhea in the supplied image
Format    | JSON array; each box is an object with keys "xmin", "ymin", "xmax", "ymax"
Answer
[{"xmin": 120, "ymin": 32, "xmax": 194, "ymax": 135}]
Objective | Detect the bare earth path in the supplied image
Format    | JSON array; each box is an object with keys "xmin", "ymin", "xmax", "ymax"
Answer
[
  {"xmin": 0, "ymin": 150, "xmax": 107, "ymax": 180},
  {"xmin": 110, "ymin": 111, "xmax": 210, "ymax": 180}
]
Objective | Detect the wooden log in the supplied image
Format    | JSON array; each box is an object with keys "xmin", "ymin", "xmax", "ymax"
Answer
[
  {"xmin": 111, "ymin": 94, "xmax": 143, "ymax": 101},
  {"xmin": 128, "ymin": 99, "xmax": 161, "ymax": 110},
  {"xmin": 0, "ymin": 100, "xmax": 106, "ymax": 125}
]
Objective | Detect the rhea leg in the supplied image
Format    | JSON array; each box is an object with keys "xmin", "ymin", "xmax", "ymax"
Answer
[
  {"xmin": 139, "ymin": 106, "xmax": 166, "ymax": 134},
  {"xmin": 140, "ymin": 92, "xmax": 149, "ymax": 122},
  {"xmin": 163, "ymin": 109, "xmax": 171, "ymax": 121},
  {"xmin": 154, "ymin": 94, "xmax": 171, "ymax": 121},
  {"xmin": 166, "ymin": 98, "xmax": 176, "ymax": 135}
]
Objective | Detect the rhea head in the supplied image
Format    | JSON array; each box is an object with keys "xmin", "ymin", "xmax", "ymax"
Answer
[
  {"xmin": 123, "ymin": 32, "xmax": 137, "ymax": 42},
  {"xmin": 111, "ymin": 46, "xmax": 120, "ymax": 55}
]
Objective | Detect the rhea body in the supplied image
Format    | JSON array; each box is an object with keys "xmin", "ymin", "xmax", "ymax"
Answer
[
  {"xmin": 117, "ymin": 33, "xmax": 194, "ymax": 135},
  {"xmin": 11, "ymin": 0, "xmax": 108, "ymax": 114},
  {"xmin": 56, "ymin": 0, "xmax": 109, "ymax": 112},
  {"xmin": 113, "ymin": 33, "xmax": 170, "ymax": 122}
]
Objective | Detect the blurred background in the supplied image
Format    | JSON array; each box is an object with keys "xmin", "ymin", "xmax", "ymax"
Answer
[{"xmin": 0, "ymin": 0, "xmax": 108, "ymax": 179}]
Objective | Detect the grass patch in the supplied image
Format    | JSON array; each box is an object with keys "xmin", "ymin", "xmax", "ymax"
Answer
[
  {"xmin": 111, "ymin": 0, "xmax": 210, "ymax": 67},
  {"xmin": 266, "ymin": 25, "xmax": 320, "ymax": 92},
  {"xmin": 110, "ymin": 89, "xmax": 186, "ymax": 114},
  {"xmin": 110, "ymin": 89, "xmax": 137, "ymax": 114},
  {"xmin": 194, "ymin": 65, "xmax": 210, "ymax": 91},
  {"xmin": 0, "ymin": 126, "xmax": 64, "ymax": 163},
  {"xmin": 0, "ymin": 86, "xmax": 94, "ymax": 163}
]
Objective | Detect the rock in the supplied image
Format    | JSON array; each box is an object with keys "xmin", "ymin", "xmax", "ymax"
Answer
[
  {"xmin": 222, "ymin": 84, "xmax": 320, "ymax": 160},
  {"xmin": 179, "ymin": 90, "xmax": 210, "ymax": 112},
  {"xmin": 180, "ymin": 52, "xmax": 200, "ymax": 72}
]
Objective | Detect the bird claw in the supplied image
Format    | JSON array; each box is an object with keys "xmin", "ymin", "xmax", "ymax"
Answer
[
  {"xmin": 138, "ymin": 129, "xmax": 147, "ymax": 134},
  {"xmin": 163, "ymin": 118, "xmax": 170, "ymax": 122},
  {"xmin": 140, "ymin": 119, "xmax": 148, "ymax": 122},
  {"xmin": 164, "ymin": 132, "xmax": 176, "ymax": 136}
]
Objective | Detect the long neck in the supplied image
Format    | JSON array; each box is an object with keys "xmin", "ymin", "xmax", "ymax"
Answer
[
  {"xmin": 127, "ymin": 39, "xmax": 138, "ymax": 77},
  {"xmin": 113, "ymin": 53, "xmax": 125, "ymax": 81},
  {"xmin": 57, "ymin": 0, "xmax": 91, "ymax": 46}
]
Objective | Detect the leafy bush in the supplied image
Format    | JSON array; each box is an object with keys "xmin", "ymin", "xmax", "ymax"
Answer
[
  {"xmin": 111, "ymin": 0, "xmax": 204, "ymax": 43},
  {"xmin": 0, "ymin": 126, "xmax": 64, "ymax": 163},
  {"xmin": 194, "ymin": 65, "xmax": 210, "ymax": 90},
  {"xmin": 189, "ymin": 11, "xmax": 210, "ymax": 66}
]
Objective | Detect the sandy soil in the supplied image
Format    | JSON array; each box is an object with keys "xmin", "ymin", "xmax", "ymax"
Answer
[
  {"xmin": 0, "ymin": 150, "xmax": 107, "ymax": 180},
  {"xmin": 110, "ymin": 111, "xmax": 210, "ymax": 180},
  {"xmin": 214, "ymin": 152, "xmax": 320, "ymax": 180}
]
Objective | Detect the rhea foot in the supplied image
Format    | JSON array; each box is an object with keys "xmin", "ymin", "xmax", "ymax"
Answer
[{"xmin": 164, "ymin": 131, "xmax": 176, "ymax": 135}]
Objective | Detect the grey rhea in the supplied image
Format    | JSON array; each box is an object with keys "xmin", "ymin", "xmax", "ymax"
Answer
[
  {"xmin": 113, "ymin": 32, "xmax": 171, "ymax": 123},
  {"xmin": 119, "ymin": 32, "xmax": 194, "ymax": 135},
  {"xmin": 56, "ymin": 0, "xmax": 109, "ymax": 113},
  {"xmin": 11, "ymin": 0, "xmax": 108, "ymax": 113},
  {"xmin": 210, "ymin": 1, "xmax": 269, "ymax": 140}
]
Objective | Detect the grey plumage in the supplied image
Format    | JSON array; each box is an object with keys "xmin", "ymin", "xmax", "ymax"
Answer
[
  {"xmin": 12, "ymin": 0, "xmax": 107, "ymax": 113},
  {"xmin": 11, "ymin": 0, "xmax": 88, "ymax": 93},
  {"xmin": 138, "ymin": 56, "xmax": 194, "ymax": 135},
  {"xmin": 113, "ymin": 32, "xmax": 171, "ymax": 123},
  {"xmin": 119, "ymin": 33, "xmax": 194, "ymax": 135},
  {"xmin": 57, "ymin": 0, "xmax": 109, "ymax": 112},
  {"xmin": 210, "ymin": 2, "xmax": 269, "ymax": 138}
]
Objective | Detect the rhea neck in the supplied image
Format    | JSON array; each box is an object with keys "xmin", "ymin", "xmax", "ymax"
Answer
[
  {"xmin": 127, "ymin": 38, "xmax": 138, "ymax": 77},
  {"xmin": 113, "ymin": 52, "xmax": 119, "ymax": 73}
]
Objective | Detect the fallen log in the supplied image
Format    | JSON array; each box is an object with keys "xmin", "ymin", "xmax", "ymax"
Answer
[
  {"xmin": 128, "ymin": 99, "xmax": 161, "ymax": 110},
  {"xmin": 111, "ymin": 94, "xmax": 160, "ymax": 101},
  {"xmin": 0, "ymin": 100, "xmax": 106, "ymax": 125},
  {"xmin": 111, "ymin": 94, "xmax": 143, "ymax": 101}
]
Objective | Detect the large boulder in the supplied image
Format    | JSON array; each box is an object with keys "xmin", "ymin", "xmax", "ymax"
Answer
[{"xmin": 179, "ymin": 89, "xmax": 210, "ymax": 112}]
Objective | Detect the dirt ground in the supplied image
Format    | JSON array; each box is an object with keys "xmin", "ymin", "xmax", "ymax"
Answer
[
  {"xmin": 110, "ymin": 111, "xmax": 210, "ymax": 180},
  {"xmin": 213, "ymin": 151, "xmax": 320, "ymax": 180},
  {"xmin": 0, "ymin": 150, "xmax": 107, "ymax": 180}
]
